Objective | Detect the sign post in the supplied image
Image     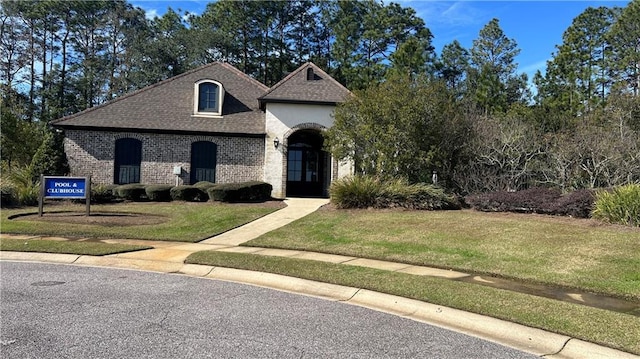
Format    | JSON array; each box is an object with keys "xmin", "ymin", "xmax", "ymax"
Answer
[{"xmin": 39, "ymin": 176, "xmax": 91, "ymax": 216}]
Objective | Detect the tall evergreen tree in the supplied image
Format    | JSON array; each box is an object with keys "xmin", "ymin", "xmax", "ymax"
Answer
[
  {"xmin": 469, "ymin": 18, "xmax": 525, "ymax": 115},
  {"xmin": 539, "ymin": 6, "xmax": 619, "ymax": 116},
  {"xmin": 607, "ymin": 0, "xmax": 640, "ymax": 96},
  {"xmin": 436, "ymin": 40, "xmax": 470, "ymax": 97}
]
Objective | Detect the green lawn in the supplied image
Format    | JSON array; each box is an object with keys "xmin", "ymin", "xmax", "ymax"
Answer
[
  {"xmin": 0, "ymin": 237, "xmax": 152, "ymax": 255},
  {"xmin": 1, "ymin": 202, "xmax": 282, "ymax": 242},
  {"xmin": 186, "ymin": 251, "xmax": 640, "ymax": 355},
  {"xmin": 3, "ymin": 202, "xmax": 639, "ymax": 355},
  {"xmin": 245, "ymin": 209, "xmax": 640, "ymax": 300}
]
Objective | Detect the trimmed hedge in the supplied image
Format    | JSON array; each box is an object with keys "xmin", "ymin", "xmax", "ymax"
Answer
[
  {"xmin": 207, "ymin": 181, "xmax": 272, "ymax": 202},
  {"xmin": 330, "ymin": 176, "xmax": 460, "ymax": 210},
  {"xmin": 145, "ymin": 184, "xmax": 173, "ymax": 202},
  {"xmin": 465, "ymin": 187, "xmax": 595, "ymax": 218},
  {"xmin": 170, "ymin": 185, "xmax": 207, "ymax": 202},
  {"xmin": 552, "ymin": 189, "xmax": 595, "ymax": 218},
  {"xmin": 193, "ymin": 181, "xmax": 218, "ymax": 191},
  {"xmin": 114, "ymin": 183, "xmax": 147, "ymax": 201}
]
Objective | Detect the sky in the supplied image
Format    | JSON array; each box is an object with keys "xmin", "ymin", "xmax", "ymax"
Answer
[{"xmin": 129, "ymin": 0, "xmax": 630, "ymax": 82}]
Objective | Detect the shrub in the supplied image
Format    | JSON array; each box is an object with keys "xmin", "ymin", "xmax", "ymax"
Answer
[
  {"xmin": 593, "ymin": 184, "xmax": 640, "ymax": 227},
  {"xmin": 466, "ymin": 187, "xmax": 596, "ymax": 218},
  {"xmin": 29, "ymin": 130, "xmax": 69, "ymax": 182},
  {"xmin": 145, "ymin": 184, "xmax": 173, "ymax": 202},
  {"xmin": 1, "ymin": 186, "xmax": 16, "ymax": 207},
  {"xmin": 465, "ymin": 187, "xmax": 561, "ymax": 214},
  {"xmin": 193, "ymin": 181, "xmax": 218, "ymax": 191},
  {"xmin": 1, "ymin": 165, "xmax": 40, "ymax": 206},
  {"xmin": 552, "ymin": 189, "xmax": 595, "ymax": 218},
  {"xmin": 330, "ymin": 176, "xmax": 460, "ymax": 210},
  {"xmin": 377, "ymin": 179, "xmax": 460, "ymax": 210},
  {"xmin": 207, "ymin": 181, "xmax": 272, "ymax": 202},
  {"xmin": 114, "ymin": 183, "xmax": 147, "ymax": 201},
  {"xmin": 170, "ymin": 185, "xmax": 207, "ymax": 202},
  {"xmin": 91, "ymin": 184, "xmax": 118, "ymax": 204},
  {"xmin": 330, "ymin": 176, "xmax": 385, "ymax": 209}
]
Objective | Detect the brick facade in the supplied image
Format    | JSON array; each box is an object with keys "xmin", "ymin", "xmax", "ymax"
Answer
[{"xmin": 64, "ymin": 129, "xmax": 264, "ymax": 185}]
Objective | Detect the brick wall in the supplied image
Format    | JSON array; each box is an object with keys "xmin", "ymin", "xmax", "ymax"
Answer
[{"xmin": 64, "ymin": 130, "xmax": 264, "ymax": 185}]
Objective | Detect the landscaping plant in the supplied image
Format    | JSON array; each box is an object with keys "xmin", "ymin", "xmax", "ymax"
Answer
[
  {"xmin": 0, "ymin": 165, "xmax": 40, "ymax": 206},
  {"xmin": 593, "ymin": 184, "xmax": 640, "ymax": 227},
  {"xmin": 330, "ymin": 176, "xmax": 460, "ymax": 210}
]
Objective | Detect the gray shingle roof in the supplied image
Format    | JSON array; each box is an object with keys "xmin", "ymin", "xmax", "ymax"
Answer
[
  {"xmin": 259, "ymin": 62, "xmax": 351, "ymax": 108},
  {"xmin": 52, "ymin": 62, "xmax": 269, "ymax": 135}
]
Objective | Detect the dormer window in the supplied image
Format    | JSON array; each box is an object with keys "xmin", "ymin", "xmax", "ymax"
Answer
[{"xmin": 194, "ymin": 80, "xmax": 224, "ymax": 117}]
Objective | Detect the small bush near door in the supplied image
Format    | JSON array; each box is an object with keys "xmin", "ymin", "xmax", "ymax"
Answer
[
  {"xmin": 207, "ymin": 181, "xmax": 272, "ymax": 202},
  {"xmin": 145, "ymin": 185, "xmax": 173, "ymax": 201},
  {"xmin": 170, "ymin": 185, "xmax": 207, "ymax": 202},
  {"xmin": 114, "ymin": 184, "xmax": 147, "ymax": 201}
]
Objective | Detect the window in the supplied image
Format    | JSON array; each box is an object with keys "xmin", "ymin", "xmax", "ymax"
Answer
[
  {"xmin": 287, "ymin": 149, "xmax": 303, "ymax": 181},
  {"xmin": 114, "ymin": 138, "xmax": 142, "ymax": 184},
  {"xmin": 194, "ymin": 80, "xmax": 224, "ymax": 117}
]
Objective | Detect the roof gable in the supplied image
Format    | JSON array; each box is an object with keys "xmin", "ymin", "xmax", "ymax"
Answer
[
  {"xmin": 52, "ymin": 62, "xmax": 269, "ymax": 135},
  {"xmin": 259, "ymin": 62, "xmax": 351, "ymax": 108}
]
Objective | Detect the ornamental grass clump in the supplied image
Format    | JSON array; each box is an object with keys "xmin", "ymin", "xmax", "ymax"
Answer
[
  {"xmin": 593, "ymin": 184, "xmax": 640, "ymax": 227},
  {"xmin": 329, "ymin": 176, "xmax": 385, "ymax": 209},
  {"xmin": 330, "ymin": 176, "xmax": 460, "ymax": 210},
  {"xmin": 0, "ymin": 165, "xmax": 40, "ymax": 206}
]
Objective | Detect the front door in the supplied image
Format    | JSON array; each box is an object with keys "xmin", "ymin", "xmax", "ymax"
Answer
[
  {"xmin": 190, "ymin": 141, "xmax": 217, "ymax": 184},
  {"xmin": 286, "ymin": 130, "xmax": 328, "ymax": 197}
]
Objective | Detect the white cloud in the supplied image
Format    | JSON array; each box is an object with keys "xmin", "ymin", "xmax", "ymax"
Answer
[
  {"xmin": 144, "ymin": 8, "xmax": 159, "ymax": 20},
  {"xmin": 412, "ymin": 1, "xmax": 487, "ymax": 28}
]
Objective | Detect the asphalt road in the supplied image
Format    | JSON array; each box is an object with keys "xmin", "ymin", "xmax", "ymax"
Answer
[{"xmin": 1, "ymin": 262, "xmax": 537, "ymax": 358}]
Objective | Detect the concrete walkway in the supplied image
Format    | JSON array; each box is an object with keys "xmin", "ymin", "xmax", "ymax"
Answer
[
  {"xmin": 1, "ymin": 198, "xmax": 637, "ymax": 359},
  {"xmin": 202, "ymin": 197, "xmax": 331, "ymax": 246}
]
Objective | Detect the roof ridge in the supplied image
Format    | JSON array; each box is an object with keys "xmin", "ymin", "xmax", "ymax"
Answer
[
  {"xmin": 257, "ymin": 62, "xmax": 352, "ymax": 107},
  {"xmin": 51, "ymin": 62, "xmax": 266, "ymax": 124},
  {"xmin": 306, "ymin": 62, "xmax": 352, "ymax": 96},
  {"xmin": 219, "ymin": 62, "xmax": 269, "ymax": 91},
  {"xmin": 258, "ymin": 62, "xmax": 311, "ymax": 99}
]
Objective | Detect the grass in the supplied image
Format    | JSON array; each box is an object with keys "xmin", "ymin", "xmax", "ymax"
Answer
[
  {"xmin": 185, "ymin": 251, "xmax": 640, "ymax": 355},
  {"xmin": 245, "ymin": 209, "xmax": 640, "ymax": 301},
  {"xmin": 0, "ymin": 237, "xmax": 152, "ymax": 256},
  {"xmin": 1, "ymin": 201, "xmax": 282, "ymax": 242},
  {"xmin": 3, "ymin": 201, "xmax": 639, "ymax": 354}
]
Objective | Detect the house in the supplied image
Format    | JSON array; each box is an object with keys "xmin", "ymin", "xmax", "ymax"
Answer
[{"xmin": 51, "ymin": 62, "xmax": 353, "ymax": 198}]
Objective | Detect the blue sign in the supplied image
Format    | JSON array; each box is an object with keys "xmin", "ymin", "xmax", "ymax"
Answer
[{"xmin": 43, "ymin": 177, "xmax": 87, "ymax": 199}]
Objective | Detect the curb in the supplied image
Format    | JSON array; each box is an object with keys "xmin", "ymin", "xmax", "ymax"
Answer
[{"xmin": 1, "ymin": 252, "xmax": 637, "ymax": 359}]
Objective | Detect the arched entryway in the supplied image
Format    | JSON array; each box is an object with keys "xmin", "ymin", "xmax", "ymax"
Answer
[{"xmin": 286, "ymin": 129, "xmax": 330, "ymax": 197}]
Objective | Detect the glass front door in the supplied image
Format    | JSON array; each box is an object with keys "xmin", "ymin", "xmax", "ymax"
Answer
[{"xmin": 286, "ymin": 130, "xmax": 328, "ymax": 197}]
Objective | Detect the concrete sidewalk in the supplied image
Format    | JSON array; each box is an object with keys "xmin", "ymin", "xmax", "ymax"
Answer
[
  {"xmin": 202, "ymin": 197, "xmax": 330, "ymax": 246},
  {"xmin": 1, "ymin": 198, "xmax": 637, "ymax": 359}
]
